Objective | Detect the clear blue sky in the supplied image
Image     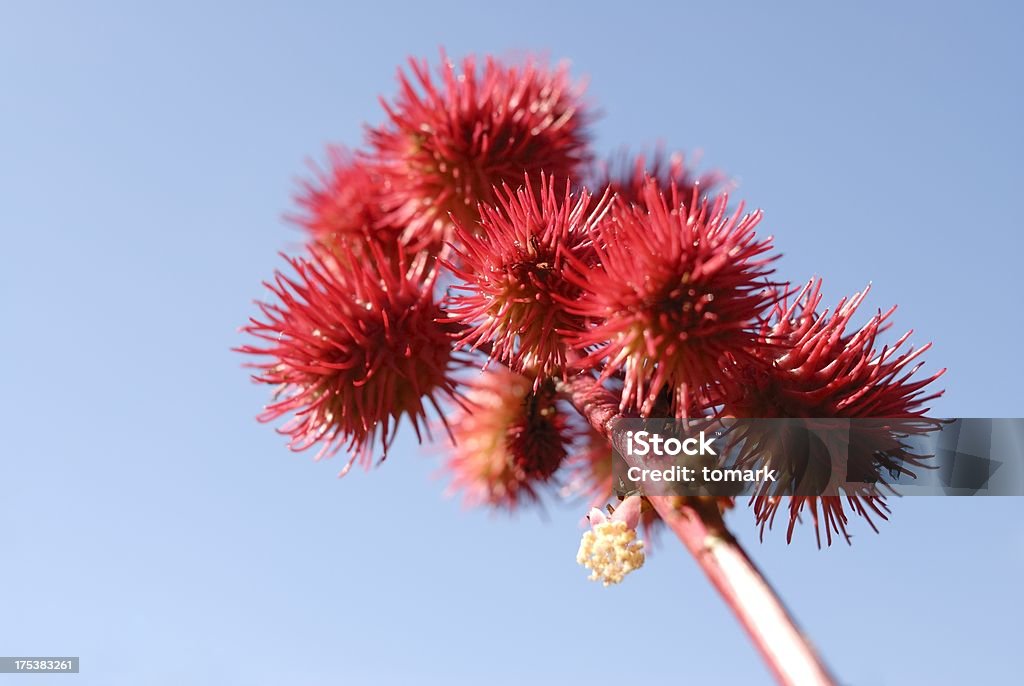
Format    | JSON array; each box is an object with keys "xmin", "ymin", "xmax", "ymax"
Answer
[{"xmin": 2, "ymin": 2, "xmax": 1022, "ymax": 684}]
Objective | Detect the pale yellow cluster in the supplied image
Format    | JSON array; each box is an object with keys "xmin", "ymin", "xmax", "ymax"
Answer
[{"xmin": 576, "ymin": 520, "xmax": 645, "ymax": 586}]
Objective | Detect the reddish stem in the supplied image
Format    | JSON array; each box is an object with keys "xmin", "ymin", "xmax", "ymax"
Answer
[{"xmin": 558, "ymin": 374, "xmax": 837, "ymax": 686}]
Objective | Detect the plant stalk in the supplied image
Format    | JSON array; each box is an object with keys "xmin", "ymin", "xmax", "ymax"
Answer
[{"xmin": 558, "ymin": 374, "xmax": 837, "ymax": 686}]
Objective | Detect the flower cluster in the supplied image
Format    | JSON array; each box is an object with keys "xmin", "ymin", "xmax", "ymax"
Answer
[
  {"xmin": 239, "ymin": 51, "xmax": 945, "ymax": 580},
  {"xmin": 577, "ymin": 496, "xmax": 646, "ymax": 586}
]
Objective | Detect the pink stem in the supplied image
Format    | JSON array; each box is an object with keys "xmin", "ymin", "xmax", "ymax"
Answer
[
  {"xmin": 646, "ymin": 497, "xmax": 836, "ymax": 686},
  {"xmin": 558, "ymin": 375, "xmax": 836, "ymax": 686}
]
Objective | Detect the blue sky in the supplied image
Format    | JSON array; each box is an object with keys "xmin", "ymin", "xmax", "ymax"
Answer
[{"xmin": 2, "ymin": 1, "xmax": 1022, "ymax": 684}]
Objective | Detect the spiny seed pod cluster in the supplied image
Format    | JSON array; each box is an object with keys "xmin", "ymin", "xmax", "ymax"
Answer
[{"xmin": 239, "ymin": 51, "xmax": 944, "ymax": 557}]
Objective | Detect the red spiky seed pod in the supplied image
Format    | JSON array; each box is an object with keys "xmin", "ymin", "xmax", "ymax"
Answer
[
  {"xmin": 446, "ymin": 176, "xmax": 611, "ymax": 382},
  {"xmin": 368, "ymin": 53, "xmax": 592, "ymax": 251},
  {"xmin": 727, "ymin": 280, "xmax": 945, "ymax": 418},
  {"xmin": 445, "ymin": 369, "xmax": 573, "ymax": 509},
  {"xmin": 563, "ymin": 181, "xmax": 779, "ymax": 416},
  {"xmin": 238, "ymin": 246, "xmax": 460, "ymax": 475},
  {"xmin": 724, "ymin": 280, "xmax": 946, "ymax": 545},
  {"xmin": 591, "ymin": 149, "xmax": 721, "ymax": 211},
  {"xmin": 290, "ymin": 146, "xmax": 414, "ymax": 258}
]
